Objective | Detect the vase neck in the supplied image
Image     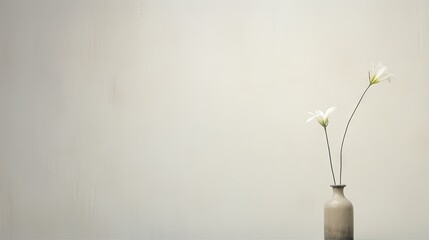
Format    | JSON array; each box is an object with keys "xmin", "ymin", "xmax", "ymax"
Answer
[{"xmin": 330, "ymin": 185, "xmax": 346, "ymax": 197}]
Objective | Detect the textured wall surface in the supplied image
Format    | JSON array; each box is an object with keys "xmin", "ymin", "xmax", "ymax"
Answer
[{"xmin": 1, "ymin": 0, "xmax": 429, "ymax": 239}]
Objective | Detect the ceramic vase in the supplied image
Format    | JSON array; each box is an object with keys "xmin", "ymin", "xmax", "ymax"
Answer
[{"xmin": 324, "ymin": 185, "xmax": 353, "ymax": 240}]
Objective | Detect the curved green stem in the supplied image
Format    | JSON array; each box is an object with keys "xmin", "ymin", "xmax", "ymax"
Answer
[
  {"xmin": 324, "ymin": 126, "xmax": 336, "ymax": 185},
  {"xmin": 339, "ymin": 83, "xmax": 372, "ymax": 184}
]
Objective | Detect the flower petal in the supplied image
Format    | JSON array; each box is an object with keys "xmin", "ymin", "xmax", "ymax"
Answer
[
  {"xmin": 325, "ymin": 106, "xmax": 336, "ymax": 117},
  {"xmin": 379, "ymin": 73, "xmax": 393, "ymax": 82},
  {"xmin": 375, "ymin": 66, "xmax": 387, "ymax": 79},
  {"xmin": 306, "ymin": 115, "xmax": 318, "ymax": 123}
]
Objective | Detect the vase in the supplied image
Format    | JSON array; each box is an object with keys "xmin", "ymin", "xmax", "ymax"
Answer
[{"xmin": 324, "ymin": 185, "xmax": 353, "ymax": 240}]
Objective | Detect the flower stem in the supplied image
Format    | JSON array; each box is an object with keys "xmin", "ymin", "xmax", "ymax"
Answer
[
  {"xmin": 339, "ymin": 83, "xmax": 372, "ymax": 184},
  {"xmin": 324, "ymin": 126, "xmax": 336, "ymax": 185}
]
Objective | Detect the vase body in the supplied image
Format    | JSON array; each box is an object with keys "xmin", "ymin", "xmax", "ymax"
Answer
[{"xmin": 324, "ymin": 185, "xmax": 353, "ymax": 240}]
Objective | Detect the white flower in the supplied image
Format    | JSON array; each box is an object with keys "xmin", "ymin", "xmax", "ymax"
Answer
[
  {"xmin": 369, "ymin": 62, "xmax": 393, "ymax": 85},
  {"xmin": 307, "ymin": 107, "xmax": 336, "ymax": 127}
]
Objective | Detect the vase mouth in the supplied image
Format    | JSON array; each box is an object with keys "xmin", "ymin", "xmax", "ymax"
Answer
[{"xmin": 330, "ymin": 184, "xmax": 346, "ymax": 188}]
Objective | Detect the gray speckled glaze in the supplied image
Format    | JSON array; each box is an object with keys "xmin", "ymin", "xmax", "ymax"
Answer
[{"xmin": 324, "ymin": 185, "xmax": 353, "ymax": 240}]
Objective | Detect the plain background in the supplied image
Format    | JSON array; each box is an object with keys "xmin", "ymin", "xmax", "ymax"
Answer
[{"xmin": 1, "ymin": 0, "xmax": 429, "ymax": 239}]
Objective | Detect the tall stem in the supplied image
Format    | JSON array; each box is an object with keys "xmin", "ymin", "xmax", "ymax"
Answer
[
  {"xmin": 339, "ymin": 84, "xmax": 372, "ymax": 184},
  {"xmin": 324, "ymin": 126, "xmax": 336, "ymax": 185}
]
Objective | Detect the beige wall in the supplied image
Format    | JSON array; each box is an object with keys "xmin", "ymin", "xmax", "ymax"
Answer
[{"xmin": 1, "ymin": 0, "xmax": 428, "ymax": 239}]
